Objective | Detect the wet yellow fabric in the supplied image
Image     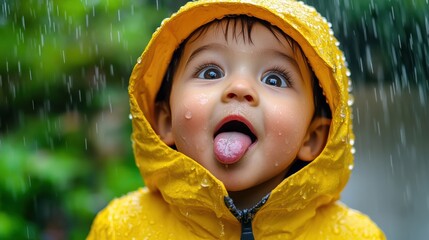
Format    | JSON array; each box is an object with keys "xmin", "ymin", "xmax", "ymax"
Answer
[{"xmin": 88, "ymin": 0, "xmax": 385, "ymax": 239}]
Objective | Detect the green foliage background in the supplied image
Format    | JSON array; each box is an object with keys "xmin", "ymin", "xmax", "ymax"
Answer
[{"xmin": 0, "ymin": 0, "xmax": 427, "ymax": 239}]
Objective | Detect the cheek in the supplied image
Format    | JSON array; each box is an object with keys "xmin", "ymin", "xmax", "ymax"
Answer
[
  {"xmin": 264, "ymin": 103, "xmax": 308, "ymax": 150},
  {"xmin": 170, "ymin": 92, "xmax": 213, "ymax": 150}
]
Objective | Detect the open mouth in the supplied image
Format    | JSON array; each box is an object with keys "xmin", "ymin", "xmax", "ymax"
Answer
[{"xmin": 214, "ymin": 120, "xmax": 257, "ymax": 143}]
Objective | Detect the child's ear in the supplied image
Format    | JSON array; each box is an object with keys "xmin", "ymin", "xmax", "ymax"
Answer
[
  {"xmin": 297, "ymin": 117, "xmax": 331, "ymax": 162},
  {"xmin": 154, "ymin": 102, "xmax": 175, "ymax": 146}
]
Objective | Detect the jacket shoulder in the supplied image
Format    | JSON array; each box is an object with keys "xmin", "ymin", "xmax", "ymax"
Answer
[
  {"xmin": 87, "ymin": 188, "xmax": 171, "ymax": 239},
  {"xmin": 309, "ymin": 202, "xmax": 385, "ymax": 239}
]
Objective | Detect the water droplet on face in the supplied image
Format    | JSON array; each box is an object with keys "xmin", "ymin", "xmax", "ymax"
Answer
[
  {"xmin": 184, "ymin": 111, "xmax": 192, "ymax": 120},
  {"xmin": 274, "ymin": 162, "xmax": 279, "ymax": 167},
  {"xmin": 197, "ymin": 94, "xmax": 209, "ymax": 105}
]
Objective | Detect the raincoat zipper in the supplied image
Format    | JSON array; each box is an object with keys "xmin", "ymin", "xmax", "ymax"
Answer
[{"xmin": 224, "ymin": 194, "xmax": 270, "ymax": 240}]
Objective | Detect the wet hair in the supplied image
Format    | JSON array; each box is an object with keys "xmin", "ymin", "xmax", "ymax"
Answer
[{"xmin": 155, "ymin": 15, "xmax": 331, "ymax": 119}]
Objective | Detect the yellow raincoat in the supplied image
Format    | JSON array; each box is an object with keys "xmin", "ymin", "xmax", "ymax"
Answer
[{"xmin": 88, "ymin": 0, "xmax": 385, "ymax": 239}]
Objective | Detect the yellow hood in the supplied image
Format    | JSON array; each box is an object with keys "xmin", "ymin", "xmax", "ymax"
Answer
[
  {"xmin": 89, "ymin": 0, "xmax": 384, "ymax": 239},
  {"xmin": 130, "ymin": 0, "xmax": 352, "ymax": 213}
]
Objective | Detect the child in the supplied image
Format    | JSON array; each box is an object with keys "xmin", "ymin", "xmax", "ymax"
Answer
[{"xmin": 88, "ymin": 0, "xmax": 385, "ymax": 239}]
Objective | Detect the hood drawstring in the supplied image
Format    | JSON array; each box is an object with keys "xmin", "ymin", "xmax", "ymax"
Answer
[{"xmin": 224, "ymin": 194, "xmax": 270, "ymax": 240}]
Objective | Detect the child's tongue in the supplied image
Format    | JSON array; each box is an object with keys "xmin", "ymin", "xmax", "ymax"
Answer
[{"xmin": 214, "ymin": 132, "xmax": 252, "ymax": 164}]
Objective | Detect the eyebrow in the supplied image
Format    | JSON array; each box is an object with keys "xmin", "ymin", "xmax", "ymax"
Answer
[
  {"xmin": 185, "ymin": 42, "xmax": 299, "ymax": 68},
  {"xmin": 185, "ymin": 43, "xmax": 226, "ymax": 66}
]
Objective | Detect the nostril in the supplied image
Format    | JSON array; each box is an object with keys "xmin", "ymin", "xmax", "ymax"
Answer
[
  {"xmin": 226, "ymin": 92, "xmax": 254, "ymax": 102},
  {"xmin": 227, "ymin": 93, "xmax": 236, "ymax": 99}
]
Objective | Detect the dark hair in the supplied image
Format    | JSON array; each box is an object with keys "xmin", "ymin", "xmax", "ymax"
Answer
[{"xmin": 156, "ymin": 15, "xmax": 331, "ymax": 119}]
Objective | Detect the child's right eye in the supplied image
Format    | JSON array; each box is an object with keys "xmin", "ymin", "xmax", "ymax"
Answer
[{"xmin": 195, "ymin": 65, "xmax": 224, "ymax": 79}]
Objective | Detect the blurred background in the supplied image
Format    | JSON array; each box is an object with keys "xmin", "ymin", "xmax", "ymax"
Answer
[{"xmin": 0, "ymin": 0, "xmax": 427, "ymax": 239}]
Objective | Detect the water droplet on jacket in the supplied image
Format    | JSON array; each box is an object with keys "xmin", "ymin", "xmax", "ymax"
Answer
[
  {"xmin": 184, "ymin": 111, "xmax": 192, "ymax": 120},
  {"xmin": 346, "ymin": 69, "xmax": 351, "ymax": 77},
  {"xmin": 137, "ymin": 56, "xmax": 142, "ymax": 64},
  {"xmin": 363, "ymin": 228, "xmax": 371, "ymax": 237},
  {"xmin": 348, "ymin": 94, "xmax": 355, "ymax": 106},
  {"xmin": 348, "ymin": 164, "xmax": 354, "ymax": 170},
  {"xmin": 349, "ymin": 138, "xmax": 355, "ymax": 146},
  {"xmin": 201, "ymin": 178, "xmax": 211, "ymax": 188},
  {"xmin": 332, "ymin": 224, "xmax": 340, "ymax": 234},
  {"xmin": 219, "ymin": 220, "xmax": 225, "ymax": 237},
  {"xmin": 129, "ymin": 113, "xmax": 133, "ymax": 119},
  {"xmin": 351, "ymin": 147, "xmax": 356, "ymax": 154}
]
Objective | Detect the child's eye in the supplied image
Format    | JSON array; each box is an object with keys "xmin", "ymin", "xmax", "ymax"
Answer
[
  {"xmin": 261, "ymin": 71, "xmax": 291, "ymax": 88},
  {"xmin": 195, "ymin": 65, "xmax": 224, "ymax": 79}
]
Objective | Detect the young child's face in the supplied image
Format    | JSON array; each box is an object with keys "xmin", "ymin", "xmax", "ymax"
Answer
[{"xmin": 160, "ymin": 20, "xmax": 319, "ymax": 193}]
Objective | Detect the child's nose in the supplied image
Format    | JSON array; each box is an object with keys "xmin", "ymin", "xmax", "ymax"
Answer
[{"xmin": 221, "ymin": 76, "xmax": 259, "ymax": 106}]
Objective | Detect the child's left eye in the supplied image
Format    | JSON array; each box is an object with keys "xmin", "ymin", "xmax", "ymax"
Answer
[
  {"xmin": 261, "ymin": 71, "xmax": 291, "ymax": 88},
  {"xmin": 196, "ymin": 65, "xmax": 224, "ymax": 79}
]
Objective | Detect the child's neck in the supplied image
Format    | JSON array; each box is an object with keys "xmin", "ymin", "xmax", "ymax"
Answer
[{"xmin": 228, "ymin": 172, "xmax": 285, "ymax": 209}]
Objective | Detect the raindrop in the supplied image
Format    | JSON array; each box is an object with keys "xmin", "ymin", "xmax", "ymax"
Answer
[
  {"xmin": 200, "ymin": 178, "xmax": 211, "ymax": 188},
  {"xmin": 110, "ymin": 64, "xmax": 114, "ymax": 76},
  {"xmin": 197, "ymin": 94, "xmax": 209, "ymax": 105},
  {"xmin": 17, "ymin": 61, "xmax": 22, "ymax": 76},
  {"xmin": 346, "ymin": 69, "xmax": 351, "ymax": 77},
  {"xmin": 62, "ymin": 50, "xmax": 66, "ymax": 63},
  {"xmin": 184, "ymin": 111, "xmax": 192, "ymax": 120},
  {"xmin": 347, "ymin": 94, "xmax": 354, "ymax": 106},
  {"xmin": 332, "ymin": 224, "xmax": 340, "ymax": 234},
  {"xmin": 22, "ymin": 15, "xmax": 25, "ymax": 30}
]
